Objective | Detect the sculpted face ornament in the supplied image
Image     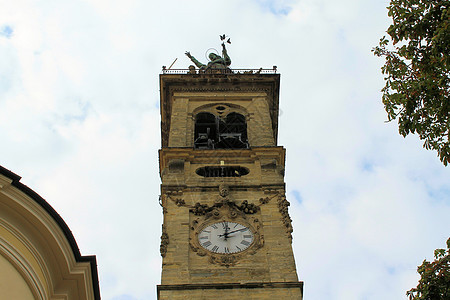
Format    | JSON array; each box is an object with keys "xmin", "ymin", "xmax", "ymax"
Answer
[{"xmin": 219, "ymin": 184, "xmax": 229, "ymax": 197}]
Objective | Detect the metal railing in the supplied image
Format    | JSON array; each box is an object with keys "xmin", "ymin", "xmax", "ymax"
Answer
[{"xmin": 161, "ymin": 66, "xmax": 277, "ymax": 74}]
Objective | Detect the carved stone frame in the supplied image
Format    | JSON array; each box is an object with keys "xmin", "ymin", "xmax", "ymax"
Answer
[{"xmin": 189, "ymin": 202, "xmax": 264, "ymax": 267}]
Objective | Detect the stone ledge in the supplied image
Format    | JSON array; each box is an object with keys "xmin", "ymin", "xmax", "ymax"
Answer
[{"xmin": 157, "ymin": 281, "xmax": 303, "ymax": 292}]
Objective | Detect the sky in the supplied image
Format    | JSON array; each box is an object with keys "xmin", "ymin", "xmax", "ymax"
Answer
[{"xmin": 0, "ymin": 0, "xmax": 449, "ymax": 299}]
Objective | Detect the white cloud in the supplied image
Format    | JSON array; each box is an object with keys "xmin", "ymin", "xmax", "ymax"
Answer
[{"xmin": 0, "ymin": 0, "xmax": 449, "ymax": 299}]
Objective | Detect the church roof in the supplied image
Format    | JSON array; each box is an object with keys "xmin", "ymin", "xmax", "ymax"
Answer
[{"xmin": 0, "ymin": 165, "xmax": 100, "ymax": 300}]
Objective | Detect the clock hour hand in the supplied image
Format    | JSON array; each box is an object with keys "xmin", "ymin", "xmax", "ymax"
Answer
[
  {"xmin": 217, "ymin": 222, "xmax": 230, "ymax": 240},
  {"xmin": 224, "ymin": 222, "xmax": 229, "ymax": 240}
]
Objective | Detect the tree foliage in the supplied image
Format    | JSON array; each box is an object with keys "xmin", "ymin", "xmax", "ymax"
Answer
[
  {"xmin": 373, "ymin": 0, "xmax": 449, "ymax": 165},
  {"xmin": 407, "ymin": 238, "xmax": 450, "ymax": 300}
]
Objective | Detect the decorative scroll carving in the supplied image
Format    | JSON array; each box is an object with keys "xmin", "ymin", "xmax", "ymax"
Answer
[
  {"xmin": 277, "ymin": 194, "xmax": 293, "ymax": 242},
  {"xmin": 189, "ymin": 240, "xmax": 207, "ymax": 256},
  {"xmin": 189, "ymin": 189, "xmax": 260, "ymax": 217},
  {"xmin": 174, "ymin": 198, "xmax": 185, "ymax": 206},
  {"xmin": 165, "ymin": 185, "xmax": 280, "ymax": 212},
  {"xmin": 239, "ymin": 200, "xmax": 258, "ymax": 214},
  {"xmin": 164, "ymin": 190, "xmax": 186, "ymax": 208},
  {"xmin": 258, "ymin": 189, "xmax": 280, "ymax": 205},
  {"xmin": 210, "ymin": 254, "xmax": 237, "ymax": 267},
  {"xmin": 160, "ymin": 225, "xmax": 169, "ymax": 257},
  {"xmin": 189, "ymin": 200, "xmax": 260, "ymax": 216},
  {"xmin": 191, "ymin": 202, "xmax": 210, "ymax": 216},
  {"xmin": 259, "ymin": 197, "xmax": 270, "ymax": 204}
]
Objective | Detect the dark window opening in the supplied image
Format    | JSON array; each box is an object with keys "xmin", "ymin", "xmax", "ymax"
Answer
[
  {"xmin": 194, "ymin": 112, "xmax": 218, "ymax": 149},
  {"xmin": 194, "ymin": 112, "xmax": 248, "ymax": 149},
  {"xmin": 217, "ymin": 112, "xmax": 248, "ymax": 149},
  {"xmin": 196, "ymin": 166, "xmax": 249, "ymax": 177}
]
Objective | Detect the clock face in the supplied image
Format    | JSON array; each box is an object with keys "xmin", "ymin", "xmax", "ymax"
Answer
[{"xmin": 198, "ymin": 221, "xmax": 254, "ymax": 254}]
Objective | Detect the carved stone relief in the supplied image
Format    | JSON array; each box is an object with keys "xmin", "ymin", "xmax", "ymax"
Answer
[
  {"xmin": 160, "ymin": 225, "xmax": 169, "ymax": 257},
  {"xmin": 160, "ymin": 186, "xmax": 287, "ymax": 262},
  {"xmin": 277, "ymin": 194, "xmax": 293, "ymax": 242}
]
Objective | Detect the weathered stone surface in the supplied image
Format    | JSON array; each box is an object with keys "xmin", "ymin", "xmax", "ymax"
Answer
[{"xmin": 158, "ymin": 73, "xmax": 302, "ymax": 299}]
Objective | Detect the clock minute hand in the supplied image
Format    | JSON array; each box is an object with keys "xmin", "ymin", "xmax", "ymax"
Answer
[
  {"xmin": 218, "ymin": 228, "xmax": 245, "ymax": 237},
  {"xmin": 226, "ymin": 227, "xmax": 248, "ymax": 235}
]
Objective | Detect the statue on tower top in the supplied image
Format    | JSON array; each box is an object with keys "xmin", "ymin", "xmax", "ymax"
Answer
[{"xmin": 185, "ymin": 34, "xmax": 231, "ymax": 72}]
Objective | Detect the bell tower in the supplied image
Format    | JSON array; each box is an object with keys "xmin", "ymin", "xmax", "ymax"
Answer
[{"xmin": 157, "ymin": 40, "xmax": 303, "ymax": 299}]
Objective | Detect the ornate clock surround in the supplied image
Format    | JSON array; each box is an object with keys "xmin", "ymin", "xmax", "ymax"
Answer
[{"xmin": 188, "ymin": 193, "xmax": 264, "ymax": 267}]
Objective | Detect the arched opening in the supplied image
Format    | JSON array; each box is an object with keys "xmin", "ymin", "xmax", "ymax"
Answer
[
  {"xmin": 194, "ymin": 112, "xmax": 248, "ymax": 149},
  {"xmin": 217, "ymin": 112, "xmax": 248, "ymax": 149},
  {"xmin": 194, "ymin": 112, "xmax": 217, "ymax": 149}
]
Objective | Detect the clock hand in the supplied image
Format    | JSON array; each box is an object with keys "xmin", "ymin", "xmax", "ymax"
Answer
[
  {"xmin": 224, "ymin": 221, "xmax": 229, "ymax": 241},
  {"xmin": 217, "ymin": 222, "xmax": 231, "ymax": 239},
  {"xmin": 226, "ymin": 227, "xmax": 248, "ymax": 235},
  {"xmin": 218, "ymin": 227, "xmax": 248, "ymax": 237}
]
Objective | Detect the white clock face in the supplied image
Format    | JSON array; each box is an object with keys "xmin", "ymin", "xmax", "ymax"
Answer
[{"xmin": 198, "ymin": 221, "xmax": 254, "ymax": 254}]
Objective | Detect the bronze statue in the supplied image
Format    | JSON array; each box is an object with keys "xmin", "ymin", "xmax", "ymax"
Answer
[{"xmin": 185, "ymin": 36, "xmax": 231, "ymax": 71}]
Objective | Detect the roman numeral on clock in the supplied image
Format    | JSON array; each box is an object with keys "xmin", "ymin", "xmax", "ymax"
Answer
[
  {"xmin": 243, "ymin": 234, "xmax": 252, "ymax": 239},
  {"xmin": 202, "ymin": 241, "xmax": 212, "ymax": 248},
  {"xmin": 211, "ymin": 245, "xmax": 219, "ymax": 252},
  {"xmin": 240, "ymin": 240, "xmax": 250, "ymax": 246}
]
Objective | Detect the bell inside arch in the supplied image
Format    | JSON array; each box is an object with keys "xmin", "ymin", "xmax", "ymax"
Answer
[{"xmin": 194, "ymin": 111, "xmax": 248, "ymax": 149}]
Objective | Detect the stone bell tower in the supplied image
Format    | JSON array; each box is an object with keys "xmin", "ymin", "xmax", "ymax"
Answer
[{"xmin": 157, "ymin": 39, "xmax": 303, "ymax": 299}]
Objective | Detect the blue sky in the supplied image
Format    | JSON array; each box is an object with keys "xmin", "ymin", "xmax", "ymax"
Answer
[
  {"xmin": 0, "ymin": 0, "xmax": 449, "ymax": 299},
  {"xmin": 0, "ymin": 25, "xmax": 13, "ymax": 38},
  {"xmin": 256, "ymin": 0, "xmax": 293, "ymax": 15}
]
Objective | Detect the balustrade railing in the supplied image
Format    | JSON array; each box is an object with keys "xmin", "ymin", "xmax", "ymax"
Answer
[{"xmin": 161, "ymin": 67, "xmax": 277, "ymax": 74}]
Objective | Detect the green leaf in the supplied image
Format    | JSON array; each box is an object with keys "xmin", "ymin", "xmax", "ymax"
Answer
[{"xmin": 375, "ymin": 0, "xmax": 450, "ymax": 166}]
